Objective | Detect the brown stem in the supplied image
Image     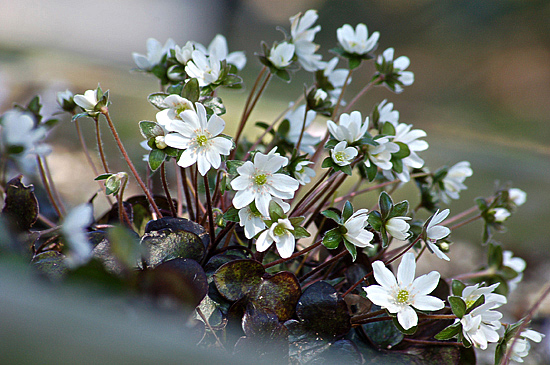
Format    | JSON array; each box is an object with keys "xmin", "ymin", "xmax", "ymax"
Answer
[
  {"xmin": 402, "ymin": 338, "xmax": 463, "ymax": 347},
  {"xmin": 36, "ymin": 156, "xmax": 63, "ymax": 218},
  {"xmin": 180, "ymin": 166, "xmax": 195, "ymax": 221},
  {"xmin": 42, "ymin": 156, "xmax": 66, "ymax": 215},
  {"xmin": 299, "ymin": 250, "xmax": 348, "ymax": 283},
  {"xmin": 449, "ymin": 214, "xmax": 482, "ymax": 231},
  {"xmin": 342, "ymin": 75, "xmax": 383, "ymax": 115},
  {"xmin": 161, "ymin": 162, "xmax": 177, "ymax": 217},
  {"xmin": 264, "ymin": 239, "xmax": 323, "ymax": 269},
  {"xmin": 294, "ymin": 104, "xmax": 310, "ymax": 154},
  {"xmin": 442, "ymin": 205, "xmax": 479, "ymax": 226},
  {"xmin": 94, "ymin": 117, "xmax": 110, "ymax": 174},
  {"xmin": 290, "ymin": 169, "xmax": 332, "ymax": 217},
  {"xmin": 203, "ymin": 175, "xmax": 216, "ymax": 254},
  {"xmin": 174, "ymin": 160, "xmax": 184, "ymax": 217},
  {"xmin": 100, "ymin": 108, "xmax": 162, "ymax": 218}
]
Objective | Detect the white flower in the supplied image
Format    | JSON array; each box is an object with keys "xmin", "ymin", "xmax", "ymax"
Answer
[
  {"xmin": 56, "ymin": 89, "xmax": 75, "ymax": 111},
  {"xmin": 294, "ymin": 161, "xmax": 316, "ymax": 185},
  {"xmin": 73, "ymin": 89, "xmax": 99, "ymax": 112},
  {"xmin": 206, "ymin": 34, "xmax": 247, "ymax": 70},
  {"xmin": 491, "ymin": 207, "xmax": 511, "ymax": 222},
  {"xmin": 365, "ymin": 137, "xmax": 400, "ymax": 171},
  {"xmin": 386, "ymin": 216, "xmax": 411, "ymax": 241},
  {"xmin": 284, "ymin": 105, "xmax": 319, "ymax": 154},
  {"xmin": 164, "ymin": 103, "xmax": 232, "ymax": 176},
  {"xmin": 503, "ymin": 250, "xmax": 526, "ymax": 292},
  {"xmin": 0, "ymin": 110, "xmax": 51, "ymax": 160},
  {"xmin": 377, "ymin": 48, "xmax": 414, "ymax": 93},
  {"xmin": 337, "ymin": 23, "xmax": 379, "ymax": 55},
  {"xmin": 289, "ymin": 10, "xmax": 324, "ymax": 72},
  {"xmin": 343, "ymin": 209, "xmax": 374, "ymax": 248},
  {"xmin": 313, "ymin": 89, "xmax": 328, "ymax": 103},
  {"xmin": 185, "ymin": 50, "xmax": 221, "ymax": 87},
  {"xmin": 460, "ymin": 283, "xmax": 507, "ymax": 310},
  {"xmin": 460, "ymin": 302, "xmax": 502, "ymax": 350},
  {"xmin": 508, "ymin": 188, "xmax": 527, "ymax": 207},
  {"xmin": 509, "ymin": 329, "xmax": 544, "ymax": 363},
  {"xmin": 155, "ymin": 95, "xmax": 194, "ymax": 128},
  {"xmin": 256, "ymin": 218, "xmax": 295, "ymax": 258},
  {"xmin": 331, "ymin": 141, "xmax": 358, "ymax": 166},
  {"xmin": 383, "ymin": 123, "xmax": 428, "ymax": 182},
  {"xmin": 327, "ymin": 111, "xmax": 369, "ymax": 144},
  {"xmin": 424, "ymin": 209, "xmax": 451, "ymax": 261},
  {"xmin": 377, "ymin": 99, "xmax": 400, "ymax": 126},
  {"xmin": 268, "ymin": 42, "xmax": 295, "ymax": 69},
  {"xmin": 62, "ymin": 204, "xmax": 94, "ymax": 268},
  {"xmin": 132, "ymin": 38, "xmax": 175, "ymax": 71},
  {"xmin": 438, "ymin": 161, "xmax": 473, "ymax": 204},
  {"xmin": 238, "ymin": 205, "xmax": 266, "ymax": 239},
  {"xmin": 231, "ymin": 151, "xmax": 300, "ymax": 217},
  {"xmin": 365, "ymin": 252, "xmax": 444, "ymax": 330},
  {"xmin": 174, "ymin": 41, "xmax": 194, "ymax": 65}
]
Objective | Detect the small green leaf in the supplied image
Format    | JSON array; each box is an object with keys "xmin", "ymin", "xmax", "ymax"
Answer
[
  {"xmin": 321, "ymin": 209, "xmax": 341, "ymax": 224},
  {"xmin": 147, "ymin": 92, "xmax": 169, "ymax": 110},
  {"xmin": 390, "ymin": 201, "xmax": 409, "ymax": 218},
  {"xmin": 365, "ymin": 162, "xmax": 378, "ymax": 181},
  {"xmin": 227, "ymin": 160, "xmax": 245, "ymax": 175},
  {"xmin": 392, "ymin": 142, "xmax": 411, "ymax": 159},
  {"xmin": 379, "ymin": 191, "xmax": 393, "ymax": 219},
  {"xmin": 381, "ymin": 121, "xmax": 396, "ymax": 136},
  {"xmin": 182, "ymin": 78, "xmax": 200, "ymax": 102},
  {"xmin": 434, "ymin": 323, "xmax": 462, "ymax": 340},
  {"xmin": 275, "ymin": 68, "xmax": 291, "ymax": 82},
  {"xmin": 367, "ymin": 211, "xmax": 383, "ymax": 231},
  {"xmin": 323, "ymin": 228, "xmax": 342, "ymax": 249},
  {"xmin": 342, "ymin": 201, "xmax": 354, "ymax": 222},
  {"xmin": 451, "ymin": 279, "xmax": 466, "ymax": 297},
  {"xmin": 202, "ymin": 96, "xmax": 226, "ymax": 115},
  {"xmin": 293, "ymin": 226, "xmax": 311, "ymax": 240},
  {"xmin": 148, "ymin": 148, "xmax": 165, "ymax": 172},
  {"xmin": 321, "ymin": 157, "xmax": 335, "ymax": 169},
  {"xmin": 448, "ymin": 296, "xmax": 467, "ymax": 319},
  {"xmin": 139, "ymin": 120, "xmax": 164, "ymax": 139},
  {"xmin": 269, "ymin": 201, "xmax": 285, "ymax": 221},
  {"xmin": 488, "ymin": 243, "xmax": 503, "ymax": 268},
  {"xmin": 324, "ymin": 139, "xmax": 339, "ymax": 149},
  {"xmin": 348, "ymin": 57, "xmax": 361, "ymax": 70},
  {"xmin": 223, "ymin": 207, "xmax": 240, "ymax": 223},
  {"xmin": 95, "ymin": 173, "xmax": 113, "ymax": 181},
  {"xmin": 343, "ymin": 239, "xmax": 357, "ymax": 261},
  {"xmin": 278, "ymin": 119, "xmax": 290, "ymax": 136},
  {"xmin": 105, "ymin": 175, "xmax": 122, "ymax": 195}
]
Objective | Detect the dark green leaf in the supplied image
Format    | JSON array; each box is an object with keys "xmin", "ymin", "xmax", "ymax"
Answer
[
  {"xmin": 381, "ymin": 121, "xmax": 396, "ymax": 136},
  {"xmin": 107, "ymin": 226, "xmax": 142, "ymax": 269},
  {"xmin": 251, "ymin": 271, "xmax": 301, "ymax": 321},
  {"xmin": 213, "ymin": 259, "xmax": 265, "ymax": 301},
  {"xmin": 278, "ymin": 119, "xmax": 290, "ymax": 136},
  {"xmin": 1, "ymin": 175, "xmax": 38, "ymax": 232},
  {"xmin": 342, "ymin": 201, "xmax": 354, "ymax": 222},
  {"xmin": 448, "ymin": 296, "xmax": 467, "ymax": 319},
  {"xmin": 368, "ymin": 211, "xmax": 383, "ymax": 231},
  {"xmin": 148, "ymin": 148, "xmax": 165, "ymax": 172},
  {"xmin": 348, "ymin": 57, "xmax": 361, "ymax": 70},
  {"xmin": 321, "ymin": 209, "xmax": 341, "ymax": 224},
  {"xmin": 293, "ymin": 226, "xmax": 310, "ymax": 240},
  {"xmin": 488, "ymin": 243, "xmax": 503, "ymax": 268},
  {"xmin": 147, "ymin": 92, "xmax": 169, "ymax": 110},
  {"xmin": 226, "ymin": 160, "xmax": 245, "ymax": 175},
  {"xmin": 202, "ymin": 96, "xmax": 226, "ymax": 115},
  {"xmin": 362, "ymin": 307, "xmax": 404, "ymax": 349},
  {"xmin": 434, "ymin": 323, "xmax": 462, "ymax": 340},
  {"xmin": 451, "ymin": 279, "xmax": 466, "ymax": 297},
  {"xmin": 379, "ymin": 191, "xmax": 393, "ymax": 219},
  {"xmin": 223, "ymin": 207, "xmax": 240, "ymax": 223},
  {"xmin": 393, "ymin": 142, "xmax": 411, "ymax": 159},
  {"xmin": 390, "ymin": 201, "xmax": 409, "ymax": 218},
  {"xmin": 182, "ymin": 78, "xmax": 200, "ymax": 102},
  {"xmin": 323, "ymin": 228, "xmax": 342, "ymax": 249},
  {"xmin": 465, "ymin": 295, "xmax": 485, "ymax": 314},
  {"xmin": 268, "ymin": 200, "xmax": 285, "ymax": 221},
  {"xmin": 344, "ymin": 239, "xmax": 357, "ymax": 261},
  {"xmin": 139, "ymin": 120, "xmax": 164, "ymax": 139},
  {"xmin": 31, "ymin": 251, "xmax": 67, "ymax": 281},
  {"xmin": 141, "ymin": 226, "xmax": 207, "ymax": 267}
]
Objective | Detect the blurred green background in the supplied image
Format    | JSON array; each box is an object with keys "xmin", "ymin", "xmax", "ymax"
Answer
[{"xmin": 1, "ymin": 0, "xmax": 549, "ymax": 362}]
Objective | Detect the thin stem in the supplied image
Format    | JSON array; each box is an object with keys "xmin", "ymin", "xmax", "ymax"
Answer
[
  {"xmin": 332, "ymin": 69, "xmax": 353, "ymax": 119},
  {"xmin": 100, "ymin": 108, "xmax": 162, "ymax": 218},
  {"xmin": 94, "ymin": 117, "xmax": 110, "ymax": 174},
  {"xmin": 451, "ymin": 268, "xmax": 496, "ymax": 283},
  {"xmin": 36, "ymin": 156, "xmax": 63, "ymax": 218},
  {"xmin": 449, "ymin": 214, "xmax": 482, "ymax": 231},
  {"xmin": 290, "ymin": 169, "xmax": 332, "ymax": 217},
  {"xmin": 161, "ymin": 162, "xmax": 177, "ymax": 217},
  {"xmin": 74, "ymin": 118, "xmax": 100, "ymax": 177},
  {"xmin": 117, "ymin": 174, "xmax": 132, "ymax": 228},
  {"xmin": 264, "ymin": 239, "xmax": 323, "ymax": 269},
  {"xmin": 195, "ymin": 307, "xmax": 225, "ymax": 350},
  {"xmin": 174, "ymin": 160, "xmax": 184, "ymax": 217},
  {"xmin": 180, "ymin": 166, "xmax": 195, "ymax": 221},
  {"xmin": 342, "ymin": 75, "xmax": 383, "ymax": 115},
  {"xmin": 299, "ymin": 250, "xmax": 348, "ymax": 283},
  {"xmin": 193, "ymin": 166, "xmax": 199, "ymax": 222},
  {"xmin": 232, "ymin": 66, "xmax": 268, "ymax": 152},
  {"xmin": 303, "ymin": 173, "xmax": 347, "ymax": 228},
  {"xmin": 442, "ymin": 205, "xmax": 479, "ymax": 226},
  {"xmin": 500, "ymin": 282, "xmax": 550, "ymax": 365},
  {"xmin": 203, "ymin": 175, "xmax": 216, "ymax": 253},
  {"xmin": 402, "ymin": 338, "xmax": 463, "ymax": 347},
  {"xmin": 42, "ymin": 155, "xmax": 66, "ymax": 215},
  {"xmin": 294, "ymin": 104, "xmax": 310, "ymax": 154}
]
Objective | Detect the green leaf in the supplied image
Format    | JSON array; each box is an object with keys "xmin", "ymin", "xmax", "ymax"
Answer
[
  {"xmin": 365, "ymin": 162, "xmax": 378, "ymax": 181},
  {"xmin": 202, "ymin": 96, "xmax": 226, "ymax": 115},
  {"xmin": 278, "ymin": 119, "xmax": 290, "ymax": 136},
  {"xmin": 342, "ymin": 201, "xmax": 354, "ymax": 222},
  {"xmin": 380, "ymin": 226, "xmax": 389, "ymax": 248},
  {"xmin": 451, "ymin": 279, "xmax": 466, "ymax": 297},
  {"xmin": 139, "ymin": 120, "xmax": 164, "ymax": 139},
  {"xmin": 379, "ymin": 191, "xmax": 393, "ymax": 219},
  {"xmin": 393, "ymin": 142, "xmax": 411, "ymax": 159},
  {"xmin": 105, "ymin": 175, "xmax": 122, "ymax": 195},
  {"xmin": 227, "ymin": 160, "xmax": 245, "ymax": 175},
  {"xmin": 324, "ymin": 139, "xmax": 339, "ymax": 149},
  {"xmin": 343, "ymin": 239, "xmax": 357, "ymax": 261},
  {"xmin": 448, "ymin": 296, "xmax": 467, "ymax": 319},
  {"xmin": 488, "ymin": 243, "xmax": 503, "ymax": 268},
  {"xmin": 323, "ymin": 228, "xmax": 342, "ymax": 249},
  {"xmin": 367, "ymin": 211, "xmax": 383, "ymax": 231},
  {"xmin": 381, "ymin": 121, "xmax": 396, "ymax": 136},
  {"xmin": 391, "ymin": 316, "xmax": 417, "ymax": 335},
  {"xmin": 94, "ymin": 173, "xmax": 112, "ymax": 181},
  {"xmin": 339, "ymin": 164, "xmax": 353, "ymax": 176},
  {"xmin": 348, "ymin": 57, "xmax": 361, "ymax": 70},
  {"xmin": 181, "ymin": 78, "xmax": 199, "ymax": 102},
  {"xmin": 434, "ymin": 323, "xmax": 462, "ymax": 340},
  {"xmin": 147, "ymin": 92, "xmax": 169, "ymax": 110},
  {"xmin": 107, "ymin": 226, "xmax": 142, "ymax": 269},
  {"xmin": 275, "ymin": 68, "xmax": 291, "ymax": 82},
  {"xmin": 321, "ymin": 209, "xmax": 341, "ymax": 224},
  {"xmin": 148, "ymin": 148, "xmax": 165, "ymax": 172},
  {"xmin": 269, "ymin": 200, "xmax": 285, "ymax": 221},
  {"xmin": 390, "ymin": 201, "xmax": 409, "ymax": 218},
  {"xmin": 223, "ymin": 207, "xmax": 240, "ymax": 223},
  {"xmin": 321, "ymin": 157, "xmax": 335, "ymax": 169},
  {"xmin": 293, "ymin": 226, "xmax": 311, "ymax": 240}
]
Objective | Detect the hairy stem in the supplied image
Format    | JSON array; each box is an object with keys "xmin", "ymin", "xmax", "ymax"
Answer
[{"xmin": 161, "ymin": 162, "xmax": 177, "ymax": 217}]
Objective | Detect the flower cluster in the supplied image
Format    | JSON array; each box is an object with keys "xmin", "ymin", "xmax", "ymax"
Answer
[{"xmin": 0, "ymin": 7, "xmax": 540, "ymax": 365}]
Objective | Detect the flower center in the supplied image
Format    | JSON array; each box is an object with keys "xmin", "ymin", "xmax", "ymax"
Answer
[
  {"xmin": 196, "ymin": 134, "xmax": 208, "ymax": 147},
  {"xmin": 273, "ymin": 224, "xmax": 287, "ymax": 237},
  {"xmin": 176, "ymin": 104, "xmax": 191, "ymax": 115},
  {"xmin": 334, "ymin": 151, "xmax": 347, "ymax": 162},
  {"xmin": 253, "ymin": 173, "xmax": 267, "ymax": 186},
  {"xmin": 396, "ymin": 289, "xmax": 409, "ymax": 303}
]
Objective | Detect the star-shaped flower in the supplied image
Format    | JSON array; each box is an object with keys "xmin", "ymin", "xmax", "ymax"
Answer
[
  {"xmin": 185, "ymin": 50, "xmax": 221, "ymax": 87},
  {"xmin": 343, "ymin": 208, "xmax": 374, "ymax": 248},
  {"xmin": 331, "ymin": 141, "xmax": 358, "ymax": 166},
  {"xmin": 327, "ymin": 111, "xmax": 369, "ymax": 144},
  {"xmin": 256, "ymin": 218, "xmax": 296, "ymax": 258},
  {"xmin": 424, "ymin": 209, "xmax": 451, "ymax": 261},
  {"xmin": 164, "ymin": 103, "xmax": 232, "ymax": 176},
  {"xmin": 337, "ymin": 23, "xmax": 379, "ymax": 56},
  {"xmin": 268, "ymin": 42, "xmax": 295, "ymax": 69},
  {"xmin": 365, "ymin": 252, "xmax": 444, "ymax": 330}
]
